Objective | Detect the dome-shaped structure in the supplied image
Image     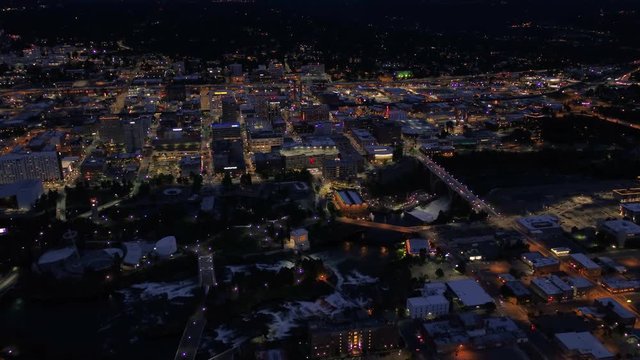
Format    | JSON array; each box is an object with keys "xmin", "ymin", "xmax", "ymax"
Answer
[
  {"xmin": 155, "ymin": 236, "xmax": 177, "ymax": 257},
  {"xmin": 38, "ymin": 247, "xmax": 76, "ymax": 266}
]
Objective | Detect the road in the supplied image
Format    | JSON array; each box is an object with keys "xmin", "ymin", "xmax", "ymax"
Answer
[
  {"xmin": 174, "ymin": 306, "xmax": 207, "ymax": 360},
  {"xmin": 335, "ymin": 217, "xmax": 429, "ymax": 233},
  {"xmin": 0, "ymin": 268, "xmax": 19, "ymax": 298}
]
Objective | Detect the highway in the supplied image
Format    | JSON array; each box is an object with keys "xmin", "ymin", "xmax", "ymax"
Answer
[{"xmin": 412, "ymin": 153, "xmax": 499, "ymax": 216}]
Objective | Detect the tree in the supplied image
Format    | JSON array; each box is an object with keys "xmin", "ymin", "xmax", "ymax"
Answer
[
  {"xmin": 240, "ymin": 173, "xmax": 252, "ymax": 186},
  {"xmin": 190, "ymin": 172, "xmax": 203, "ymax": 194},
  {"xmin": 393, "ymin": 143, "xmax": 403, "ymax": 161},
  {"xmin": 435, "ymin": 268, "xmax": 444, "ymax": 278},
  {"xmin": 222, "ymin": 172, "xmax": 233, "ymax": 189}
]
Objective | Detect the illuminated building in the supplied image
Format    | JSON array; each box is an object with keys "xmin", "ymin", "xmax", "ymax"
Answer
[
  {"xmin": 333, "ymin": 189, "xmax": 367, "ymax": 217},
  {"xmin": 0, "ymin": 151, "xmax": 62, "ymax": 184},
  {"xmin": 612, "ymin": 188, "xmax": 640, "ymax": 203},
  {"xmin": 280, "ymin": 138, "xmax": 339, "ymax": 171},
  {"xmin": 286, "ymin": 228, "xmax": 310, "ymax": 251},
  {"xmin": 248, "ymin": 131, "xmax": 283, "ymax": 153},
  {"xmin": 364, "ymin": 145, "xmax": 393, "ymax": 162},
  {"xmin": 211, "ymin": 122, "xmax": 242, "ymax": 141},
  {"xmin": 550, "ymin": 247, "xmax": 571, "ymax": 257},
  {"xmin": 600, "ymin": 277, "xmax": 640, "ymax": 294},
  {"xmin": 321, "ymin": 158, "xmax": 358, "ymax": 181},
  {"xmin": 308, "ymin": 318, "xmax": 398, "ymax": 359}
]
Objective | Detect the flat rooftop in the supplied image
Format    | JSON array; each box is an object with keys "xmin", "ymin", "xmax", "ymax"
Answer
[
  {"xmin": 446, "ymin": 278, "xmax": 494, "ymax": 307},
  {"xmin": 554, "ymin": 332, "xmax": 613, "ymax": 360},
  {"xmin": 517, "ymin": 214, "xmax": 561, "ymax": 231},
  {"xmin": 601, "ymin": 219, "xmax": 640, "ymax": 234},
  {"xmin": 621, "ymin": 202, "xmax": 640, "ymax": 212},
  {"xmin": 569, "ymin": 253, "xmax": 601, "ymax": 270}
]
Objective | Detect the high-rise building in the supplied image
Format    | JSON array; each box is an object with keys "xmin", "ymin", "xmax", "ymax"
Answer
[
  {"xmin": 98, "ymin": 115, "xmax": 124, "ymax": 144},
  {"xmin": 123, "ymin": 119, "xmax": 146, "ymax": 153},
  {"xmin": 221, "ymin": 96, "xmax": 240, "ymax": 123},
  {"xmin": 0, "ymin": 152, "xmax": 62, "ymax": 184}
]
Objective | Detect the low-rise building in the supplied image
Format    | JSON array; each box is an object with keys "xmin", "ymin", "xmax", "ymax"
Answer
[
  {"xmin": 406, "ymin": 295, "xmax": 450, "ymax": 319},
  {"xmin": 502, "ymin": 281, "xmax": 531, "ymax": 304},
  {"xmin": 423, "ymin": 313, "xmax": 527, "ymax": 354},
  {"xmin": 530, "ymin": 277, "xmax": 564, "ymax": 303},
  {"xmin": 309, "ymin": 318, "xmax": 398, "ymax": 359},
  {"xmin": 521, "ymin": 252, "xmax": 560, "ymax": 274},
  {"xmin": 620, "ymin": 202, "xmax": 640, "ymax": 224},
  {"xmin": 593, "ymin": 298, "xmax": 637, "ymax": 328},
  {"xmin": 446, "ymin": 278, "xmax": 494, "ymax": 309},
  {"xmin": 600, "ymin": 277, "xmax": 640, "ymax": 294},
  {"xmin": 333, "ymin": 189, "xmax": 367, "ymax": 217},
  {"xmin": 567, "ymin": 253, "xmax": 602, "ymax": 277},
  {"xmin": 405, "ymin": 238, "xmax": 430, "ymax": 256},
  {"xmin": 0, "ymin": 180, "xmax": 44, "ymax": 210},
  {"xmin": 598, "ymin": 219, "xmax": 640, "ymax": 248},
  {"xmin": 554, "ymin": 332, "xmax": 613, "ymax": 360},
  {"xmin": 286, "ymin": 228, "xmax": 310, "ymax": 251},
  {"xmin": 516, "ymin": 215, "xmax": 562, "ymax": 239}
]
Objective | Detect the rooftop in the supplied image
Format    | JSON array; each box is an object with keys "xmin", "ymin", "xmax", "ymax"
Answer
[
  {"xmin": 569, "ymin": 253, "xmax": 601, "ymax": 270},
  {"xmin": 554, "ymin": 332, "xmax": 613, "ymax": 360},
  {"xmin": 446, "ymin": 278, "xmax": 494, "ymax": 307},
  {"xmin": 517, "ymin": 214, "xmax": 561, "ymax": 231},
  {"xmin": 621, "ymin": 202, "xmax": 640, "ymax": 212},
  {"xmin": 601, "ymin": 219, "xmax": 640, "ymax": 234}
]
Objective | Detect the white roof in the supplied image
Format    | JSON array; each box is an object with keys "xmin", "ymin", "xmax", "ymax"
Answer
[
  {"xmin": 123, "ymin": 241, "xmax": 143, "ymax": 265},
  {"xmin": 155, "ymin": 236, "xmax": 177, "ymax": 257},
  {"xmin": 446, "ymin": 279, "xmax": 494, "ymax": 307},
  {"xmin": 555, "ymin": 332, "xmax": 613, "ymax": 359},
  {"xmin": 38, "ymin": 247, "xmax": 75, "ymax": 265}
]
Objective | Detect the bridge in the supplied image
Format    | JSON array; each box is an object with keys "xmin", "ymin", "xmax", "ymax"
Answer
[
  {"xmin": 335, "ymin": 217, "xmax": 429, "ymax": 233},
  {"xmin": 174, "ymin": 254, "xmax": 217, "ymax": 360},
  {"xmin": 412, "ymin": 153, "xmax": 498, "ymax": 216}
]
